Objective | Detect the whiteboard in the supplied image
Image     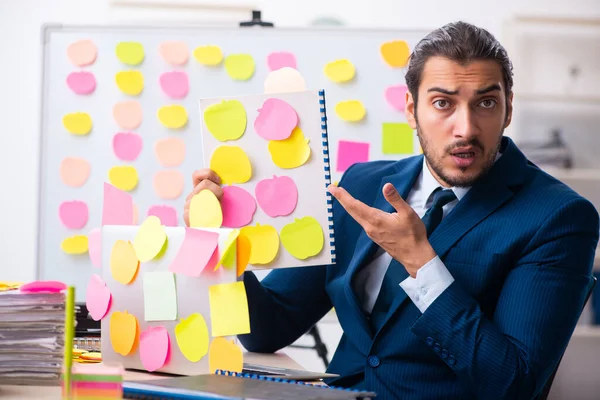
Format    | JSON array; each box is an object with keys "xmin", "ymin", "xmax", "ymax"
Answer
[{"xmin": 37, "ymin": 24, "xmax": 430, "ymax": 301}]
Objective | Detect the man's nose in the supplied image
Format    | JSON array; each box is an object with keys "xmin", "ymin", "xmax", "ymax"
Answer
[{"xmin": 452, "ymin": 106, "xmax": 478, "ymax": 139}]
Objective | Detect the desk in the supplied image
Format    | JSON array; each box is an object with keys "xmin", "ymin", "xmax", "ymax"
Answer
[{"xmin": 0, "ymin": 351, "xmax": 303, "ymax": 399}]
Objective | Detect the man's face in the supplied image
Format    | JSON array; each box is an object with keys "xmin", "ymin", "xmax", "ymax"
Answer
[{"xmin": 405, "ymin": 56, "xmax": 513, "ymax": 188}]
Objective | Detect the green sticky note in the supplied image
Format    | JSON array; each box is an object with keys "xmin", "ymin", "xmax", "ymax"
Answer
[
  {"xmin": 382, "ymin": 122, "xmax": 414, "ymax": 154},
  {"xmin": 143, "ymin": 271, "xmax": 177, "ymax": 321}
]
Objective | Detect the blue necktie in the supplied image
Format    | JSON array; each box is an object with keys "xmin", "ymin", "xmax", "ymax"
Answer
[{"xmin": 369, "ymin": 188, "xmax": 457, "ymax": 331}]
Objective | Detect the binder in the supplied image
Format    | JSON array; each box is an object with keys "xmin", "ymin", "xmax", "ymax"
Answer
[{"xmin": 319, "ymin": 89, "xmax": 336, "ymax": 265}]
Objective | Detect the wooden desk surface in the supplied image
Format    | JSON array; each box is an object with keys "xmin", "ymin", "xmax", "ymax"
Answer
[{"xmin": 0, "ymin": 351, "xmax": 303, "ymax": 399}]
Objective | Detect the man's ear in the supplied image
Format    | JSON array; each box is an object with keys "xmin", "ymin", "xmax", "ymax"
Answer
[
  {"xmin": 504, "ymin": 91, "xmax": 513, "ymax": 128},
  {"xmin": 405, "ymin": 91, "xmax": 417, "ymax": 129}
]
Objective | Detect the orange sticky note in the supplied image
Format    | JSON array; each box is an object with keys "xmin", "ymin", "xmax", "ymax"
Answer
[
  {"xmin": 110, "ymin": 240, "xmax": 139, "ymax": 284},
  {"xmin": 109, "ymin": 311, "xmax": 139, "ymax": 356},
  {"xmin": 208, "ymin": 282, "xmax": 250, "ymax": 337},
  {"xmin": 208, "ymin": 337, "xmax": 243, "ymax": 374}
]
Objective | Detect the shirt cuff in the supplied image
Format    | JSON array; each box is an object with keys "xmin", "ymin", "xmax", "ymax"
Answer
[{"xmin": 399, "ymin": 256, "xmax": 454, "ymax": 313}]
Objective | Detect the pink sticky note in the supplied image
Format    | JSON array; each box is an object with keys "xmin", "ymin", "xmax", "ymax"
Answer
[
  {"xmin": 66, "ymin": 71, "xmax": 96, "ymax": 95},
  {"xmin": 169, "ymin": 228, "xmax": 219, "ymax": 276},
  {"xmin": 147, "ymin": 205, "xmax": 178, "ymax": 227},
  {"xmin": 113, "ymin": 132, "xmax": 143, "ymax": 161},
  {"xmin": 20, "ymin": 281, "xmax": 67, "ymax": 293},
  {"xmin": 140, "ymin": 326, "xmax": 170, "ymax": 372},
  {"xmin": 85, "ymin": 274, "xmax": 112, "ymax": 321},
  {"xmin": 267, "ymin": 51, "xmax": 297, "ymax": 71},
  {"xmin": 221, "ymin": 186, "xmax": 257, "ymax": 228},
  {"xmin": 385, "ymin": 84, "xmax": 408, "ymax": 111},
  {"xmin": 255, "ymin": 175, "xmax": 298, "ymax": 217},
  {"xmin": 59, "ymin": 200, "xmax": 89, "ymax": 229},
  {"xmin": 159, "ymin": 71, "xmax": 189, "ymax": 99},
  {"xmin": 337, "ymin": 140, "xmax": 370, "ymax": 172},
  {"xmin": 102, "ymin": 182, "xmax": 133, "ymax": 226},
  {"xmin": 254, "ymin": 98, "xmax": 298, "ymax": 140},
  {"xmin": 88, "ymin": 228, "xmax": 102, "ymax": 267}
]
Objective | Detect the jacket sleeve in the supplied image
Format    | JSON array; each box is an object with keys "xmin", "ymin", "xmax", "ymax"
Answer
[{"xmin": 409, "ymin": 198, "xmax": 600, "ymax": 400}]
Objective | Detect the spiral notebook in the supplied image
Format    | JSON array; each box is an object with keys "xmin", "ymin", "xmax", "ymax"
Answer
[
  {"xmin": 197, "ymin": 89, "xmax": 336, "ymax": 271},
  {"xmin": 122, "ymin": 370, "xmax": 377, "ymax": 399}
]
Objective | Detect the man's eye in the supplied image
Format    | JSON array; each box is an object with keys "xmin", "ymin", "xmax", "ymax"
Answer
[
  {"xmin": 479, "ymin": 99, "xmax": 497, "ymax": 108},
  {"xmin": 433, "ymin": 100, "xmax": 450, "ymax": 109}
]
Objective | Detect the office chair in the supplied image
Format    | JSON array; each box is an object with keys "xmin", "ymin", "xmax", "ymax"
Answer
[{"xmin": 288, "ymin": 325, "xmax": 330, "ymax": 369}]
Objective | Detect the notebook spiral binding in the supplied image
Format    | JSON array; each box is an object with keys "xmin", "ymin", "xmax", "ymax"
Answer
[{"xmin": 319, "ymin": 89, "xmax": 336, "ymax": 265}]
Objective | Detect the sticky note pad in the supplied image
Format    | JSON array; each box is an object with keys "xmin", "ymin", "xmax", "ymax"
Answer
[
  {"xmin": 208, "ymin": 281, "xmax": 250, "ymax": 337},
  {"xmin": 382, "ymin": 122, "xmax": 414, "ymax": 154},
  {"xmin": 116, "ymin": 42, "xmax": 145, "ymax": 66},
  {"xmin": 175, "ymin": 313, "xmax": 209, "ymax": 362},
  {"xmin": 209, "ymin": 337, "xmax": 243, "ymax": 374},
  {"xmin": 224, "ymin": 54, "xmax": 255, "ymax": 81},
  {"xmin": 267, "ymin": 127, "xmax": 311, "ymax": 169},
  {"xmin": 336, "ymin": 140, "xmax": 369, "ymax": 172},
  {"xmin": 380, "ymin": 40, "xmax": 410, "ymax": 68},
  {"xmin": 143, "ymin": 271, "xmax": 177, "ymax": 321},
  {"xmin": 169, "ymin": 228, "xmax": 219, "ymax": 276}
]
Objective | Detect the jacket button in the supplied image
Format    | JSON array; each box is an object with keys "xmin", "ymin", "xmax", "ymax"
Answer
[
  {"xmin": 367, "ymin": 355, "xmax": 380, "ymax": 368},
  {"xmin": 448, "ymin": 355, "xmax": 456, "ymax": 365},
  {"xmin": 440, "ymin": 349, "xmax": 448, "ymax": 359},
  {"xmin": 426, "ymin": 337, "xmax": 434, "ymax": 347},
  {"xmin": 433, "ymin": 343, "xmax": 441, "ymax": 353}
]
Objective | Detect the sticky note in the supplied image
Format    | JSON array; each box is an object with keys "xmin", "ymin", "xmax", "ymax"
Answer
[
  {"xmin": 382, "ymin": 122, "xmax": 414, "ymax": 154},
  {"xmin": 19, "ymin": 281, "xmax": 66, "ymax": 293},
  {"xmin": 267, "ymin": 51, "xmax": 297, "ymax": 71},
  {"xmin": 63, "ymin": 112, "xmax": 92, "ymax": 135},
  {"xmin": 335, "ymin": 100, "xmax": 366, "ymax": 122},
  {"xmin": 255, "ymin": 175, "xmax": 298, "ymax": 217},
  {"xmin": 154, "ymin": 137, "xmax": 185, "ymax": 167},
  {"xmin": 280, "ymin": 216, "xmax": 324, "ymax": 260},
  {"xmin": 134, "ymin": 216, "xmax": 167, "ymax": 262},
  {"xmin": 193, "ymin": 45, "xmax": 223, "ymax": 66},
  {"xmin": 254, "ymin": 98, "xmax": 298, "ymax": 140},
  {"xmin": 385, "ymin": 84, "xmax": 408, "ymax": 111},
  {"xmin": 139, "ymin": 326, "xmax": 170, "ymax": 372},
  {"xmin": 159, "ymin": 41, "xmax": 189, "ymax": 65},
  {"xmin": 264, "ymin": 67, "xmax": 307, "ymax": 94},
  {"xmin": 209, "ymin": 146, "xmax": 252, "ymax": 184},
  {"xmin": 108, "ymin": 166, "xmax": 138, "ymax": 192},
  {"xmin": 169, "ymin": 228, "xmax": 219, "ymax": 276},
  {"xmin": 102, "ymin": 182, "xmax": 133, "ymax": 226},
  {"xmin": 236, "ymin": 232, "xmax": 251, "ymax": 277},
  {"xmin": 208, "ymin": 281, "xmax": 250, "ymax": 337},
  {"xmin": 59, "ymin": 200, "xmax": 88, "ymax": 229},
  {"xmin": 153, "ymin": 170, "xmax": 184, "ymax": 200},
  {"xmin": 67, "ymin": 40, "xmax": 97, "ymax": 66},
  {"xmin": 337, "ymin": 140, "xmax": 369, "ymax": 172},
  {"xmin": 109, "ymin": 311, "xmax": 139, "ymax": 356},
  {"xmin": 189, "ymin": 190, "xmax": 223, "ymax": 228},
  {"xmin": 60, "ymin": 157, "xmax": 90, "ymax": 187},
  {"xmin": 143, "ymin": 271, "xmax": 177, "ymax": 321},
  {"xmin": 113, "ymin": 132, "xmax": 142, "ymax": 161},
  {"xmin": 157, "ymin": 105, "xmax": 187, "ymax": 129},
  {"xmin": 110, "ymin": 240, "xmax": 139, "ymax": 285},
  {"xmin": 116, "ymin": 71, "xmax": 144, "ymax": 96},
  {"xmin": 203, "ymin": 100, "xmax": 247, "ymax": 142},
  {"xmin": 324, "ymin": 59, "xmax": 355, "ymax": 83},
  {"xmin": 66, "ymin": 71, "xmax": 96, "ymax": 95},
  {"xmin": 268, "ymin": 127, "xmax": 311, "ymax": 169},
  {"xmin": 224, "ymin": 54, "xmax": 255, "ymax": 81},
  {"xmin": 61, "ymin": 235, "xmax": 88, "ymax": 255},
  {"xmin": 85, "ymin": 274, "xmax": 112, "ymax": 321},
  {"xmin": 209, "ymin": 338, "xmax": 243, "ymax": 374},
  {"xmin": 175, "ymin": 313, "xmax": 209, "ymax": 362},
  {"xmin": 88, "ymin": 228, "xmax": 102, "ymax": 267},
  {"xmin": 147, "ymin": 205, "xmax": 178, "ymax": 227},
  {"xmin": 113, "ymin": 100, "xmax": 142, "ymax": 130},
  {"xmin": 215, "ymin": 230, "xmax": 239, "ymax": 270},
  {"xmin": 116, "ymin": 42, "xmax": 145, "ymax": 65},
  {"xmin": 221, "ymin": 186, "xmax": 256, "ymax": 228},
  {"xmin": 380, "ymin": 40, "xmax": 410, "ymax": 67},
  {"xmin": 240, "ymin": 223, "xmax": 279, "ymax": 265},
  {"xmin": 159, "ymin": 71, "xmax": 189, "ymax": 99}
]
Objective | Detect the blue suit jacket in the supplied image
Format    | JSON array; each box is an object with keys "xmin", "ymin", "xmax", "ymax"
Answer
[{"xmin": 238, "ymin": 137, "xmax": 599, "ymax": 399}]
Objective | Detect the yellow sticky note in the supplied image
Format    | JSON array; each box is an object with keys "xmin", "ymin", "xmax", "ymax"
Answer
[
  {"xmin": 268, "ymin": 127, "xmax": 311, "ymax": 169},
  {"xmin": 224, "ymin": 54, "xmax": 255, "ymax": 81},
  {"xmin": 280, "ymin": 216, "xmax": 324, "ymax": 260},
  {"xmin": 189, "ymin": 190, "xmax": 223, "ymax": 228},
  {"xmin": 203, "ymin": 100, "xmax": 247, "ymax": 141},
  {"xmin": 209, "ymin": 337, "xmax": 243, "ymax": 374},
  {"xmin": 61, "ymin": 235, "xmax": 88, "ymax": 255},
  {"xmin": 116, "ymin": 42, "xmax": 145, "ymax": 66},
  {"xmin": 63, "ymin": 112, "xmax": 92, "ymax": 135},
  {"xmin": 116, "ymin": 71, "xmax": 144, "ymax": 96},
  {"xmin": 209, "ymin": 146, "xmax": 252, "ymax": 184},
  {"xmin": 380, "ymin": 40, "xmax": 410, "ymax": 68},
  {"xmin": 240, "ymin": 223, "xmax": 279, "ymax": 265},
  {"xmin": 324, "ymin": 59, "xmax": 355, "ymax": 83},
  {"xmin": 108, "ymin": 165, "xmax": 138, "ymax": 192},
  {"xmin": 157, "ymin": 105, "xmax": 188, "ymax": 129},
  {"xmin": 382, "ymin": 122, "xmax": 414, "ymax": 154},
  {"xmin": 193, "ymin": 45, "xmax": 223, "ymax": 66},
  {"xmin": 175, "ymin": 313, "xmax": 209, "ymax": 362},
  {"xmin": 133, "ymin": 216, "xmax": 167, "ymax": 262},
  {"xmin": 109, "ymin": 311, "xmax": 139, "ymax": 356},
  {"xmin": 236, "ymin": 231, "xmax": 251, "ymax": 277},
  {"xmin": 208, "ymin": 281, "xmax": 250, "ymax": 337},
  {"xmin": 335, "ymin": 100, "xmax": 366, "ymax": 122},
  {"xmin": 215, "ymin": 229, "xmax": 239, "ymax": 271},
  {"xmin": 110, "ymin": 240, "xmax": 139, "ymax": 285}
]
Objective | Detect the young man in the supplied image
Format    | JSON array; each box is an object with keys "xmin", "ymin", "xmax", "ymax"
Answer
[{"xmin": 184, "ymin": 21, "xmax": 599, "ymax": 399}]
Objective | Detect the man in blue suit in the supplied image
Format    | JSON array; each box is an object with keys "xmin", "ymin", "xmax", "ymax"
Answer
[{"xmin": 184, "ymin": 21, "xmax": 599, "ymax": 399}]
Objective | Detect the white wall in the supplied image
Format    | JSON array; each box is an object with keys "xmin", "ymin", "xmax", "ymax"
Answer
[{"xmin": 0, "ymin": 0, "xmax": 599, "ymax": 282}]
